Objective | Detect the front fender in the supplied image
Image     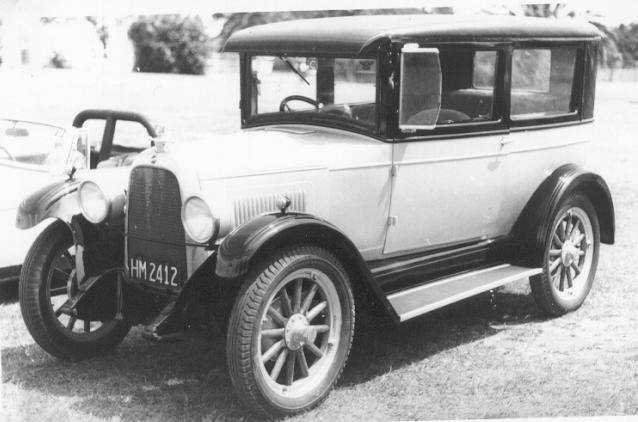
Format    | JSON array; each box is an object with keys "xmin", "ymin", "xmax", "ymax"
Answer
[
  {"xmin": 215, "ymin": 211, "xmax": 398, "ymax": 320},
  {"xmin": 16, "ymin": 179, "xmax": 81, "ymax": 229},
  {"xmin": 512, "ymin": 164, "xmax": 615, "ymax": 266},
  {"xmin": 215, "ymin": 212, "xmax": 340, "ymax": 278}
]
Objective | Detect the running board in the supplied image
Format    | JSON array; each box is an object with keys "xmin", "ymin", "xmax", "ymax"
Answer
[{"xmin": 387, "ymin": 264, "xmax": 542, "ymax": 322}]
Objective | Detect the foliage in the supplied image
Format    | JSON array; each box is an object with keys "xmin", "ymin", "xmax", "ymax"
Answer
[
  {"xmin": 590, "ymin": 22, "xmax": 624, "ymax": 68},
  {"xmin": 522, "ymin": 3, "xmax": 568, "ymax": 18},
  {"xmin": 47, "ymin": 52, "xmax": 68, "ymax": 68},
  {"xmin": 615, "ymin": 23, "xmax": 638, "ymax": 65},
  {"xmin": 212, "ymin": 8, "xmax": 430, "ymax": 50},
  {"xmin": 519, "ymin": 3, "xmax": 638, "ymax": 68},
  {"xmin": 128, "ymin": 15, "xmax": 210, "ymax": 75},
  {"xmin": 86, "ymin": 16, "xmax": 109, "ymax": 58},
  {"xmin": 213, "ymin": 6, "xmax": 638, "ymax": 69}
]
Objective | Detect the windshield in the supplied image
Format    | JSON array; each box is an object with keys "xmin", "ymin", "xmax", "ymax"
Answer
[
  {"xmin": 0, "ymin": 120, "xmax": 83, "ymax": 171},
  {"xmin": 249, "ymin": 55, "xmax": 377, "ymax": 129}
]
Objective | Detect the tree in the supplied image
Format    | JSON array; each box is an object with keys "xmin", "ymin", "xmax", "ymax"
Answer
[
  {"xmin": 128, "ymin": 15, "xmax": 210, "ymax": 75},
  {"xmin": 212, "ymin": 8, "xmax": 428, "ymax": 51},
  {"xmin": 47, "ymin": 52, "xmax": 69, "ymax": 68},
  {"xmin": 86, "ymin": 16, "xmax": 109, "ymax": 58},
  {"xmin": 590, "ymin": 22, "xmax": 624, "ymax": 70},
  {"xmin": 615, "ymin": 23, "xmax": 638, "ymax": 64},
  {"xmin": 522, "ymin": 3, "xmax": 567, "ymax": 18}
]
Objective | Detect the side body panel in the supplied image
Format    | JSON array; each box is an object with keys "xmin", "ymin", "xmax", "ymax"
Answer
[
  {"xmin": 142, "ymin": 125, "xmax": 393, "ymax": 275},
  {"xmin": 500, "ymin": 123, "xmax": 591, "ymax": 233}
]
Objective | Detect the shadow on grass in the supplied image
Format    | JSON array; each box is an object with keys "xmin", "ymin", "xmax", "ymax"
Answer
[
  {"xmin": 0, "ymin": 280, "xmax": 18, "ymax": 304},
  {"xmin": 1, "ymin": 284, "xmax": 545, "ymax": 421},
  {"xmin": 345, "ymin": 284, "xmax": 543, "ymax": 387}
]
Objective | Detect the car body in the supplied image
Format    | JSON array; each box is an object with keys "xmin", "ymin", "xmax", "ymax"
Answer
[
  {"xmin": 17, "ymin": 15, "xmax": 614, "ymax": 416},
  {"xmin": 0, "ymin": 118, "xmax": 86, "ymax": 282},
  {"xmin": 0, "ymin": 110, "xmax": 157, "ymax": 283}
]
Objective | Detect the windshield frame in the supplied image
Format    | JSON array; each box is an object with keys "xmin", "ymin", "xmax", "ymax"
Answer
[
  {"xmin": 0, "ymin": 119, "xmax": 87, "ymax": 173},
  {"xmin": 240, "ymin": 51, "xmax": 385, "ymax": 138}
]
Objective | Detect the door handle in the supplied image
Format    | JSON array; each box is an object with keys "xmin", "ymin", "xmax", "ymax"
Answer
[{"xmin": 500, "ymin": 138, "xmax": 513, "ymax": 147}]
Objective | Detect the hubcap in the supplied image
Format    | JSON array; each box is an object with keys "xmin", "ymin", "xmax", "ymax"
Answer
[
  {"xmin": 284, "ymin": 313, "xmax": 317, "ymax": 351},
  {"xmin": 560, "ymin": 240, "xmax": 580, "ymax": 267},
  {"xmin": 548, "ymin": 207, "xmax": 594, "ymax": 299},
  {"xmin": 257, "ymin": 268, "xmax": 341, "ymax": 397}
]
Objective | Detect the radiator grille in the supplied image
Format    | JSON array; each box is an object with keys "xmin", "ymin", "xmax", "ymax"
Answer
[
  {"xmin": 233, "ymin": 191, "xmax": 306, "ymax": 226},
  {"xmin": 127, "ymin": 166, "xmax": 187, "ymax": 288}
]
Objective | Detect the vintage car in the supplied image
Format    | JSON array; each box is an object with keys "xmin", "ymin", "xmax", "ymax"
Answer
[
  {"xmin": 0, "ymin": 110, "xmax": 156, "ymax": 283},
  {"xmin": 16, "ymin": 15, "xmax": 614, "ymax": 416}
]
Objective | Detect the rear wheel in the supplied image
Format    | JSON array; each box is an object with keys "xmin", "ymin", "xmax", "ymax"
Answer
[
  {"xmin": 19, "ymin": 221, "xmax": 130, "ymax": 360},
  {"xmin": 226, "ymin": 245, "xmax": 355, "ymax": 416},
  {"xmin": 530, "ymin": 193, "xmax": 600, "ymax": 316}
]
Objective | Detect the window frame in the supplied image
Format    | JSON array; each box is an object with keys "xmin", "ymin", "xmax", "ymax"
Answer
[
  {"xmin": 391, "ymin": 42, "xmax": 509, "ymax": 142},
  {"xmin": 398, "ymin": 46, "xmax": 442, "ymax": 131},
  {"xmin": 239, "ymin": 52, "xmax": 384, "ymax": 139},
  {"xmin": 507, "ymin": 41, "xmax": 586, "ymax": 129}
]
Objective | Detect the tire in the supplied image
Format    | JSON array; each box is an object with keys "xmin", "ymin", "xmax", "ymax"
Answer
[
  {"xmin": 19, "ymin": 220, "xmax": 130, "ymax": 360},
  {"xmin": 226, "ymin": 245, "xmax": 355, "ymax": 416},
  {"xmin": 530, "ymin": 192, "xmax": 600, "ymax": 316}
]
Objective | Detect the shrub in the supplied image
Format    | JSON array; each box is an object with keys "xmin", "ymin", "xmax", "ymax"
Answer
[
  {"xmin": 48, "ymin": 52, "xmax": 69, "ymax": 68},
  {"xmin": 128, "ymin": 15, "xmax": 210, "ymax": 75}
]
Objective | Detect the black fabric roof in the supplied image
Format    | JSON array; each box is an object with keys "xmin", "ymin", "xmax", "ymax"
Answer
[{"xmin": 224, "ymin": 15, "xmax": 601, "ymax": 56}]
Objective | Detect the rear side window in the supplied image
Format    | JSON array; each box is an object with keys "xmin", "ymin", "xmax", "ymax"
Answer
[
  {"xmin": 473, "ymin": 51, "xmax": 497, "ymax": 89},
  {"xmin": 435, "ymin": 49, "xmax": 499, "ymax": 126},
  {"xmin": 511, "ymin": 47, "xmax": 578, "ymax": 119}
]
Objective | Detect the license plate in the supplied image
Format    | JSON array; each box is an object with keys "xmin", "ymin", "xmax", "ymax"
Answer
[{"xmin": 128, "ymin": 257, "xmax": 179, "ymax": 287}]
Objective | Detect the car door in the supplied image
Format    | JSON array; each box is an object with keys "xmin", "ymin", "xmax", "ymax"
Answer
[{"xmin": 383, "ymin": 45, "xmax": 510, "ymax": 255}]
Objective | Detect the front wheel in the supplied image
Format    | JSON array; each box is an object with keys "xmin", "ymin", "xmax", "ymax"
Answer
[
  {"xmin": 19, "ymin": 221, "xmax": 130, "ymax": 360},
  {"xmin": 226, "ymin": 245, "xmax": 355, "ymax": 416},
  {"xmin": 530, "ymin": 193, "xmax": 600, "ymax": 316}
]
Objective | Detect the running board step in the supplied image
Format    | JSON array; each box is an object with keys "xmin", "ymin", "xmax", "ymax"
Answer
[{"xmin": 387, "ymin": 264, "xmax": 542, "ymax": 322}]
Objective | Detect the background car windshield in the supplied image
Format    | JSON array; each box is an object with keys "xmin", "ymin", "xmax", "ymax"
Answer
[
  {"xmin": 0, "ymin": 120, "xmax": 75, "ymax": 169},
  {"xmin": 250, "ymin": 56, "xmax": 377, "ymax": 128}
]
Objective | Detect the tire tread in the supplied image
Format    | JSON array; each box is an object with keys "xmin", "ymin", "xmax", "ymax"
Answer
[
  {"xmin": 226, "ymin": 245, "xmax": 354, "ymax": 416},
  {"xmin": 19, "ymin": 221, "xmax": 129, "ymax": 360}
]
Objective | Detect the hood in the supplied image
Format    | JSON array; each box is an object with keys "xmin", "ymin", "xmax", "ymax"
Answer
[
  {"xmin": 138, "ymin": 125, "xmax": 378, "ymax": 181},
  {"xmin": 0, "ymin": 164, "xmax": 66, "ymax": 211}
]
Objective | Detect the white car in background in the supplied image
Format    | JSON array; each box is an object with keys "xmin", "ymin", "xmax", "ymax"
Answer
[{"xmin": 0, "ymin": 110, "xmax": 156, "ymax": 283}]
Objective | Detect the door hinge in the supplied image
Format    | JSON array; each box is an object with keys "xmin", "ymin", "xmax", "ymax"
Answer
[{"xmin": 387, "ymin": 215, "xmax": 398, "ymax": 227}]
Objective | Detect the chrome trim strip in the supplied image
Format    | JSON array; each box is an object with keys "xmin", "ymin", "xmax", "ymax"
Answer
[
  {"xmin": 510, "ymin": 111, "xmax": 578, "ymax": 121},
  {"xmin": 511, "ymin": 118, "xmax": 593, "ymax": 132},
  {"xmin": 397, "ymin": 152, "xmax": 501, "ymax": 166},
  {"xmin": 507, "ymin": 139, "xmax": 589, "ymax": 155},
  {"xmin": 395, "ymin": 138, "xmax": 588, "ymax": 167},
  {"xmin": 399, "ymin": 127, "xmax": 508, "ymax": 142},
  {"xmin": 397, "ymin": 119, "xmax": 593, "ymax": 144},
  {"xmin": 200, "ymin": 166, "xmax": 325, "ymax": 181},
  {"xmin": 330, "ymin": 162, "xmax": 391, "ymax": 172}
]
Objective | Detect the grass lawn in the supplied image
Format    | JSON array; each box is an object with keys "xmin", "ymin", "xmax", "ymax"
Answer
[{"xmin": 1, "ymin": 69, "xmax": 637, "ymax": 421}]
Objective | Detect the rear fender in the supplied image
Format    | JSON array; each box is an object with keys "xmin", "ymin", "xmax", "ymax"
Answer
[{"xmin": 512, "ymin": 164, "xmax": 615, "ymax": 267}]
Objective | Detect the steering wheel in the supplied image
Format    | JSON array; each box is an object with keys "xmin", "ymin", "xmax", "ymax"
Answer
[
  {"xmin": 0, "ymin": 144, "xmax": 15, "ymax": 161},
  {"xmin": 279, "ymin": 95, "xmax": 319, "ymax": 112}
]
